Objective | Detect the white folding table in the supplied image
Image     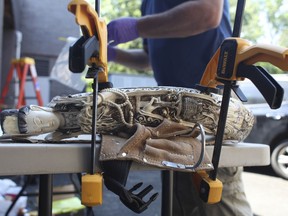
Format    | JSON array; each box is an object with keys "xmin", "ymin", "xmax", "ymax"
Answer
[
  {"xmin": 0, "ymin": 141, "xmax": 270, "ymax": 176},
  {"xmin": 0, "ymin": 138, "xmax": 270, "ymax": 215}
]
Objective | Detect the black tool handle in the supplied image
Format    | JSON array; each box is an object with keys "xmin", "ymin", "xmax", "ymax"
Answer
[{"xmin": 237, "ymin": 63, "xmax": 283, "ymax": 109}]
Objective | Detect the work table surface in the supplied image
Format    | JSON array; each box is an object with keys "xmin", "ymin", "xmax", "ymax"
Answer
[{"xmin": 0, "ymin": 140, "xmax": 270, "ymax": 176}]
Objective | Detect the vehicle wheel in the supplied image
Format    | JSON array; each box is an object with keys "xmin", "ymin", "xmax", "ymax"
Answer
[{"xmin": 271, "ymin": 140, "xmax": 288, "ymax": 180}]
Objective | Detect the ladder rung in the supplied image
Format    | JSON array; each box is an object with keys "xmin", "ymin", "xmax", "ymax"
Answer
[
  {"xmin": 12, "ymin": 78, "xmax": 33, "ymax": 82},
  {"xmin": 14, "ymin": 96, "xmax": 38, "ymax": 99}
]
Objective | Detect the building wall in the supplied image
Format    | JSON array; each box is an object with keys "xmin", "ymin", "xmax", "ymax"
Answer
[
  {"xmin": 18, "ymin": 0, "xmax": 80, "ymax": 76},
  {"xmin": 0, "ymin": 0, "xmax": 4, "ymax": 91},
  {"xmin": 1, "ymin": 0, "xmax": 81, "ymax": 107},
  {"xmin": 1, "ymin": 30, "xmax": 17, "ymax": 107}
]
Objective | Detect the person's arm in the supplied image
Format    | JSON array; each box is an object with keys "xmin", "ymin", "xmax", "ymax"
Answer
[
  {"xmin": 109, "ymin": 46, "xmax": 151, "ymax": 71},
  {"xmin": 108, "ymin": 0, "xmax": 224, "ymax": 45},
  {"xmin": 138, "ymin": 0, "xmax": 224, "ymax": 38},
  {"xmin": 107, "ymin": 0, "xmax": 224, "ymax": 67}
]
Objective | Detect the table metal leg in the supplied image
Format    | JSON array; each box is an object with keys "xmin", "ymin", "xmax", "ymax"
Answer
[
  {"xmin": 161, "ymin": 170, "xmax": 174, "ymax": 216},
  {"xmin": 38, "ymin": 174, "xmax": 53, "ymax": 216}
]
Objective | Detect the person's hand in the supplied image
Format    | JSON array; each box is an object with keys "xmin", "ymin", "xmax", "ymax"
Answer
[
  {"xmin": 107, "ymin": 17, "xmax": 139, "ymax": 46},
  {"xmin": 107, "ymin": 45, "xmax": 117, "ymax": 62}
]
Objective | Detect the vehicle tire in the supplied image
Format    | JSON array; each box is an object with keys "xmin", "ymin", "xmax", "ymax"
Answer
[{"xmin": 271, "ymin": 140, "xmax": 288, "ymax": 180}]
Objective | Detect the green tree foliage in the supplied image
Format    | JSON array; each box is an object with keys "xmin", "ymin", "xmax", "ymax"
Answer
[
  {"xmin": 90, "ymin": 0, "xmax": 147, "ymax": 75},
  {"xmin": 230, "ymin": 0, "xmax": 288, "ymax": 73},
  {"xmin": 230, "ymin": 0, "xmax": 265, "ymax": 42}
]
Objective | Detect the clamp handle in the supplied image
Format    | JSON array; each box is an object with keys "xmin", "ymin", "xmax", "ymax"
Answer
[
  {"xmin": 200, "ymin": 38, "xmax": 288, "ymax": 88},
  {"xmin": 237, "ymin": 64, "xmax": 283, "ymax": 109},
  {"xmin": 200, "ymin": 38, "xmax": 285, "ymax": 109},
  {"xmin": 68, "ymin": 0, "xmax": 108, "ymax": 82}
]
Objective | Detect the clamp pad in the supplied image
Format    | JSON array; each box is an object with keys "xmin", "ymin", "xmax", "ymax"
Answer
[
  {"xmin": 81, "ymin": 173, "xmax": 103, "ymax": 206},
  {"xmin": 193, "ymin": 171, "xmax": 223, "ymax": 204}
]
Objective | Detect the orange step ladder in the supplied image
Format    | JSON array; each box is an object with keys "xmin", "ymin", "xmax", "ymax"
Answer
[{"xmin": 0, "ymin": 57, "xmax": 43, "ymax": 109}]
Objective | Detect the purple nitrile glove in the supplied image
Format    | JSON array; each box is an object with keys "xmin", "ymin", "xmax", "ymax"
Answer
[
  {"xmin": 107, "ymin": 45, "xmax": 117, "ymax": 62},
  {"xmin": 108, "ymin": 17, "xmax": 139, "ymax": 46}
]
